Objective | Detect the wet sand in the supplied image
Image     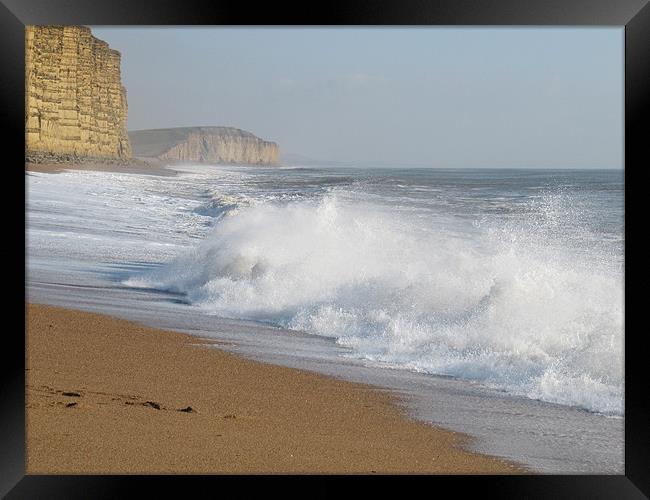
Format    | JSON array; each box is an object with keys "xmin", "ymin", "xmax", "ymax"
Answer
[{"xmin": 26, "ymin": 304, "xmax": 523, "ymax": 474}]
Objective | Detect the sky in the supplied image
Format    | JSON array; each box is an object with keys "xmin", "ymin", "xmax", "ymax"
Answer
[{"xmin": 92, "ymin": 27, "xmax": 623, "ymax": 169}]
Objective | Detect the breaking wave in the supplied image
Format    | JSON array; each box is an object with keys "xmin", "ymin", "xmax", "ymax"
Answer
[{"xmin": 126, "ymin": 189, "xmax": 624, "ymax": 415}]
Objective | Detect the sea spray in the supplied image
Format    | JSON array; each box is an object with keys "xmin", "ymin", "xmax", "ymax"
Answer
[{"xmin": 127, "ymin": 184, "xmax": 623, "ymax": 416}]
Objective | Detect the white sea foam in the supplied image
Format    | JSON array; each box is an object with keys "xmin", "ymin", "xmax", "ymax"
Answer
[{"xmin": 128, "ymin": 189, "xmax": 624, "ymax": 415}]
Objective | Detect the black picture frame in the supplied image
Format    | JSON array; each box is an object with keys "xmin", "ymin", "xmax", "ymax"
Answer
[{"xmin": 4, "ymin": 0, "xmax": 648, "ymax": 497}]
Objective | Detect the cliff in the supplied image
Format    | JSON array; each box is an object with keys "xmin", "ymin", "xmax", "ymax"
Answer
[
  {"xmin": 25, "ymin": 26, "xmax": 131, "ymax": 161},
  {"xmin": 129, "ymin": 127, "xmax": 280, "ymax": 166}
]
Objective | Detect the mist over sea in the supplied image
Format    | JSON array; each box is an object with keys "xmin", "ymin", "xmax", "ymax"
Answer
[{"xmin": 28, "ymin": 166, "xmax": 624, "ymax": 415}]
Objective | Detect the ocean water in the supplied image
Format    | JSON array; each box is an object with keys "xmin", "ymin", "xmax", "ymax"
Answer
[
  {"xmin": 26, "ymin": 165, "xmax": 624, "ymax": 472},
  {"xmin": 121, "ymin": 166, "xmax": 624, "ymax": 416}
]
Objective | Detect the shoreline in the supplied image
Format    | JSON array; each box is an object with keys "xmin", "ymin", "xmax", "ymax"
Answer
[
  {"xmin": 26, "ymin": 303, "xmax": 524, "ymax": 474},
  {"xmin": 25, "ymin": 158, "xmax": 282, "ymax": 176},
  {"xmin": 25, "ymin": 158, "xmax": 176, "ymax": 176}
]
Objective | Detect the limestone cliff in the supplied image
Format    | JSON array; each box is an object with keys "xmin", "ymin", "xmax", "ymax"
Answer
[
  {"xmin": 129, "ymin": 127, "xmax": 279, "ymax": 166},
  {"xmin": 25, "ymin": 26, "xmax": 131, "ymax": 160}
]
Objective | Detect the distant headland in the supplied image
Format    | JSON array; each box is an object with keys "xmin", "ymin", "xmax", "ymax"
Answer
[{"xmin": 129, "ymin": 127, "xmax": 280, "ymax": 166}]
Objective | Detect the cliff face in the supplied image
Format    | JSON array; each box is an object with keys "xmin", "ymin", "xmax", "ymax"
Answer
[
  {"xmin": 25, "ymin": 26, "xmax": 131, "ymax": 160},
  {"xmin": 129, "ymin": 127, "xmax": 279, "ymax": 166}
]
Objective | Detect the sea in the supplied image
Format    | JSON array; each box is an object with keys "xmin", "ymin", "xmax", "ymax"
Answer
[{"xmin": 26, "ymin": 164, "xmax": 624, "ymax": 473}]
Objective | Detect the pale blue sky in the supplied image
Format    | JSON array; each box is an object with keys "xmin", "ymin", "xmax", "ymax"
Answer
[{"xmin": 92, "ymin": 27, "xmax": 623, "ymax": 168}]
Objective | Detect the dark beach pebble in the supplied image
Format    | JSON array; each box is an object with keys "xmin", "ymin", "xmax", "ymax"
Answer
[
  {"xmin": 143, "ymin": 401, "xmax": 161, "ymax": 410},
  {"xmin": 62, "ymin": 392, "xmax": 81, "ymax": 397},
  {"xmin": 65, "ymin": 402, "xmax": 77, "ymax": 408},
  {"xmin": 179, "ymin": 406, "xmax": 194, "ymax": 413}
]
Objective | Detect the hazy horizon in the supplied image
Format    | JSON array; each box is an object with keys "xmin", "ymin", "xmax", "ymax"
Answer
[{"xmin": 92, "ymin": 27, "xmax": 623, "ymax": 169}]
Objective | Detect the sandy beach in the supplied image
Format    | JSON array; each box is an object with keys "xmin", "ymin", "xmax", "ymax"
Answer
[{"xmin": 26, "ymin": 304, "xmax": 522, "ymax": 474}]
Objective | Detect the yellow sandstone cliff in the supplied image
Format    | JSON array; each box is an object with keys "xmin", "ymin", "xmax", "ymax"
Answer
[
  {"xmin": 129, "ymin": 127, "xmax": 280, "ymax": 166},
  {"xmin": 25, "ymin": 26, "xmax": 131, "ymax": 160}
]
